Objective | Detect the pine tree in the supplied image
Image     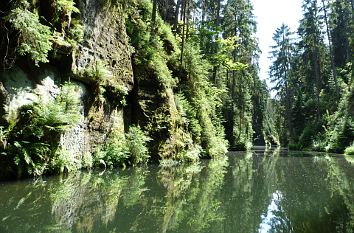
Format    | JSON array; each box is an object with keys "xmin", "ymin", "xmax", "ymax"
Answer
[
  {"xmin": 330, "ymin": 0, "xmax": 352, "ymax": 73},
  {"xmin": 222, "ymin": 0, "xmax": 259, "ymax": 149},
  {"xmin": 269, "ymin": 24, "xmax": 294, "ymax": 145},
  {"xmin": 298, "ymin": 0, "xmax": 326, "ymax": 119}
]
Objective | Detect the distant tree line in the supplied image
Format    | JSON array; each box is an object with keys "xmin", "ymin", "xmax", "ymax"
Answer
[{"xmin": 268, "ymin": 0, "xmax": 353, "ymax": 152}]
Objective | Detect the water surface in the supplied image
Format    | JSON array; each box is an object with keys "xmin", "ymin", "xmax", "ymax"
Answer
[{"xmin": 1, "ymin": 149, "xmax": 354, "ymax": 233}]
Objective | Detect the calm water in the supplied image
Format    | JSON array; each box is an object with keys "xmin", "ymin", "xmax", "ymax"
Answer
[{"xmin": 1, "ymin": 149, "xmax": 354, "ymax": 233}]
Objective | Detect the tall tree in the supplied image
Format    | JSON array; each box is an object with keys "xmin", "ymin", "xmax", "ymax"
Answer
[
  {"xmin": 222, "ymin": 0, "xmax": 259, "ymax": 149},
  {"xmin": 321, "ymin": 0, "xmax": 339, "ymax": 97},
  {"xmin": 180, "ymin": 0, "xmax": 188, "ymax": 65},
  {"xmin": 158, "ymin": 0, "xmax": 176, "ymax": 25},
  {"xmin": 298, "ymin": 0, "xmax": 326, "ymax": 119},
  {"xmin": 269, "ymin": 24, "xmax": 294, "ymax": 144},
  {"xmin": 152, "ymin": 0, "xmax": 158, "ymax": 30},
  {"xmin": 330, "ymin": 0, "xmax": 352, "ymax": 73},
  {"xmin": 174, "ymin": 0, "xmax": 182, "ymax": 33}
]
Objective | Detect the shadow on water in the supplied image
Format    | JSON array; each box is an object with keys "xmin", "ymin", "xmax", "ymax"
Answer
[{"xmin": 0, "ymin": 149, "xmax": 354, "ymax": 233}]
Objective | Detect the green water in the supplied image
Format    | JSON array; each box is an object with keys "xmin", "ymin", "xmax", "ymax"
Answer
[{"xmin": 1, "ymin": 149, "xmax": 354, "ymax": 233}]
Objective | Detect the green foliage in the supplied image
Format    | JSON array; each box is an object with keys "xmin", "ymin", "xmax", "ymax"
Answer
[
  {"xmin": 67, "ymin": 19, "xmax": 84, "ymax": 44},
  {"xmin": 6, "ymin": 8, "xmax": 52, "ymax": 66},
  {"xmin": 3, "ymin": 0, "xmax": 83, "ymax": 67},
  {"xmin": 324, "ymin": 83, "xmax": 354, "ymax": 153},
  {"xmin": 175, "ymin": 94, "xmax": 202, "ymax": 143},
  {"xmin": 212, "ymin": 37, "xmax": 248, "ymax": 71},
  {"xmin": 181, "ymin": 42, "xmax": 229, "ymax": 158},
  {"xmin": 52, "ymin": 148, "xmax": 80, "ymax": 173},
  {"xmin": 266, "ymin": 0, "xmax": 353, "ymax": 152},
  {"xmin": 126, "ymin": 126, "xmax": 151, "ymax": 164},
  {"xmin": 218, "ymin": 0, "xmax": 259, "ymax": 149},
  {"xmin": 94, "ymin": 125, "xmax": 151, "ymax": 168},
  {"xmin": 262, "ymin": 99, "xmax": 280, "ymax": 147},
  {"xmin": 179, "ymin": 144, "xmax": 203, "ymax": 162},
  {"xmin": 344, "ymin": 144, "xmax": 354, "ymax": 156},
  {"xmin": 3, "ymin": 83, "xmax": 81, "ymax": 176},
  {"xmin": 126, "ymin": 0, "xmax": 176, "ymax": 87},
  {"xmin": 52, "ymin": 0, "xmax": 82, "ymax": 48},
  {"xmin": 56, "ymin": 0, "xmax": 80, "ymax": 15},
  {"xmin": 12, "ymin": 141, "xmax": 51, "ymax": 176},
  {"xmin": 78, "ymin": 60, "xmax": 128, "ymax": 106},
  {"xmin": 125, "ymin": 0, "xmax": 232, "ymax": 160},
  {"xmin": 95, "ymin": 129, "xmax": 129, "ymax": 168},
  {"xmin": 0, "ymin": 126, "xmax": 7, "ymax": 150},
  {"xmin": 9, "ymin": 84, "xmax": 80, "ymax": 138},
  {"xmin": 79, "ymin": 60, "xmax": 113, "ymax": 82},
  {"xmin": 81, "ymin": 153, "xmax": 94, "ymax": 168}
]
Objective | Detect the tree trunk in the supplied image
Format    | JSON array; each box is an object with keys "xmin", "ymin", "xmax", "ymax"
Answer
[
  {"xmin": 180, "ymin": 0, "xmax": 188, "ymax": 65},
  {"xmin": 212, "ymin": 0, "xmax": 221, "ymax": 84},
  {"xmin": 174, "ymin": 0, "xmax": 182, "ymax": 34},
  {"xmin": 321, "ymin": 0, "xmax": 339, "ymax": 98},
  {"xmin": 313, "ymin": 1, "xmax": 322, "ymax": 119},
  {"xmin": 152, "ymin": 0, "xmax": 158, "ymax": 30},
  {"xmin": 180, "ymin": 0, "xmax": 185, "ymax": 21}
]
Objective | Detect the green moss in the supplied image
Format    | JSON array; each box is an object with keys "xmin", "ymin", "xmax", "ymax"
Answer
[
  {"xmin": 77, "ymin": 60, "xmax": 128, "ymax": 107},
  {"xmin": 180, "ymin": 42, "xmax": 229, "ymax": 158}
]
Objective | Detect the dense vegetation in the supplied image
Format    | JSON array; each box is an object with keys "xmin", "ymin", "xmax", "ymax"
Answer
[
  {"xmin": 267, "ymin": 0, "xmax": 353, "ymax": 153},
  {"xmin": 0, "ymin": 0, "xmax": 352, "ymax": 179}
]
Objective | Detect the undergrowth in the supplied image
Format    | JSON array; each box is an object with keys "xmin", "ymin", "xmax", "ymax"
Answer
[
  {"xmin": 1, "ymin": 83, "xmax": 81, "ymax": 177},
  {"xmin": 94, "ymin": 126, "xmax": 151, "ymax": 168}
]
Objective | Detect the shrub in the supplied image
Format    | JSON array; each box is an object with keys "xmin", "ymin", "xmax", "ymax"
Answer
[
  {"xmin": 175, "ymin": 94, "xmax": 202, "ymax": 143},
  {"xmin": 95, "ymin": 129, "xmax": 129, "ymax": 168},
  {"xmin": 79, "ymin": 60, "xmax": 113, "ymax": 82},
  {"xmin": 325, "ymin": 83, "xmax": 354, "ymax": 153},
  {"xmin": 5, "ymin": 83, "xmax": 81, "ymax": 176},
  {"xmin": 52, "ymin": 148, "xmax": 80, "ymax": 173},
  {"xmin": 6, "ymin": 8, "xmax": 53, "ymax": 66},
  {"xmin": 94, "ymin": 125, "xmax": 151, "ymax": 168},
  {"xmin": 52, "ymin": 0, "xmax": 82, "ymax": 48},
  {"xmin": 126, "ymin": 126, "xmax": 151, "ymax": 164},
  {"xmin": 67, "ymin": 19, "xmax": 84, "ymax": 44},
  {"xmin": 344, "ymin": 144, "xmax": 354, "ymax": 156},
  {"xmin": 55, "ymin": 0, "xmax": 80, "ymax": 18},
  {"xmin": 288, "ymin": 143, "xmax": 301, "ymax": 151},
  {"xmin": 0, "ymin": 126, "xmax": 7, "ymax": 150},
  {"xmin": 299, "ymin": 124, "xmax": 316, "ymax": 149},
  {"xmin": 82, "ymin": 152, "xmax": 93, "ymax": 169}
]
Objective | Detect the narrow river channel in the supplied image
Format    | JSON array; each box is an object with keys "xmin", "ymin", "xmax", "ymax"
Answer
[{"xmin": 1, "ymin": 148, "xmax": 353, "ymax": 233}]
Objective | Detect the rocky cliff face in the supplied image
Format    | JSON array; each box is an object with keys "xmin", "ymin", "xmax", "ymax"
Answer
[
  {"xmin": 0, "ymin": 0, "xmax": 134, "ymax": 163},
  {"xmin": 69, "ymin": 0, "xmax": 134, "ymax": 157},
  {"xmin": 0, "ymin": 0, "xmax": 228, "ymax": 179}
]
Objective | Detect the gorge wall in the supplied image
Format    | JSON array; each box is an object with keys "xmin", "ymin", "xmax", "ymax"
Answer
[{"xmin": 0, "ymin": 0, "xmax": 228, "ymax": 179}]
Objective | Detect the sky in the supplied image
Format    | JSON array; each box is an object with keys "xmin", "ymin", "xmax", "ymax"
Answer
[{"xmin": 251, "ymin": 0, "xmax": 302, "ymax": 89}]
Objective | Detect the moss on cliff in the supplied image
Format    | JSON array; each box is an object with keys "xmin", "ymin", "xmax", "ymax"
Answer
[
  {"xmin": 125, "ymin": 0, "xmax": 228, "ymax": 160},
  {"xmin": 0, "ymin": 0, "xmax": 229, "ymax": 179}
]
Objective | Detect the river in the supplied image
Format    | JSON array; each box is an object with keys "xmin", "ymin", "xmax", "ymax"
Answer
[{"xmin": 1, "ymin": 148, "xmax": 354, "ymax": 233}]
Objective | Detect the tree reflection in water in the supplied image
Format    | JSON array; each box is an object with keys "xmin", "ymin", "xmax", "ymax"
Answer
[{"xmin": 0, "ymin": 150, "xmax": 354, "ymax": 233}]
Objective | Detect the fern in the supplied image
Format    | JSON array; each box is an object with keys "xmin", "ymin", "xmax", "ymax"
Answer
[{"xmin": 6, "ymin": 8, "xmax": 52, "ymax": 66}]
